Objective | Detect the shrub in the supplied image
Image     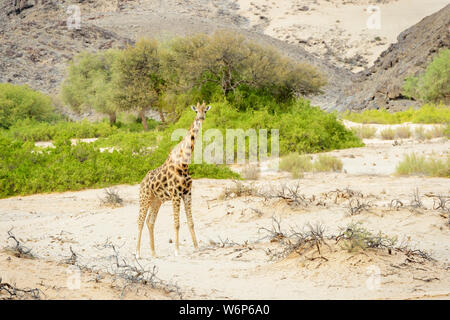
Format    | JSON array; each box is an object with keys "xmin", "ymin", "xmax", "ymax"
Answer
[
  {"xmin": 414, "ymin": 126, "xmax": 427, "ymax": 140},
  {"xmin": 5, "ymin": 119, "xmax": 119, "ymax": 142},
  {"xmin": 0, "ymin": 135, "xmax": 239, "ymax": 198},
  {"xmin": 427, "ymin": 125, "xmax": 445, "ymax": 139},
  {"xmin": 241, "ymin": 165, "xmax": 260, "ymax": 180},
  {"xmin": 395, "ymin": 126, "xmax": 411, "ymax": 139},
  {"xmin": 350, "ymin": 126, "xmax": 377, "ymax": 139},
  {"xmin": 313, "ymin": 155, "xmax": 343, "ymax": 172},
  {"xmin": 403, "ymin": 49, "xmax": 450, "ymax": 103},
  {"xmin": 0, "ymin": 83, "xmax": 59, "ymax": 129},
  {"xmin": 396, "ymin": 153, "xmax": 449, "ymax": 178},
  {"xmin": 338, "ymin": 223, "xmax": 397, "ymax": 253},
  {"xmin": 164, "ymin": 30, "xmax": 326, "ymax": 105},
  {"xmin": 279, "ymin": 153, "xmax": 312, "ymax": 178},
  {"xmin": 380, "ymin": 128, "xmax": 396, "ymax": 140},
  {"xmin": 341, "ymin": 104, "xmax": 450, "ymax": 124},
  {"xmin": 279, "ymin": 153, "xmax": 343, "ymax": 176}
]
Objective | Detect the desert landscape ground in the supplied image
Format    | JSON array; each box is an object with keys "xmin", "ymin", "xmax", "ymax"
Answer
[
  {"xmin": 1, "ymin": 121, "xmax": 449, "ymax": 299},
  {"xmin": 0, "ymin": 0, "xmax": 449, "ymax": 301}
]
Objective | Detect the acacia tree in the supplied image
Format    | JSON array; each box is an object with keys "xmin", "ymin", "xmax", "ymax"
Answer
[
  {"xmin": 61, "ymin": 50, "xmax": 120, "ymax": 125},
  {"xmin": 113, "ymin": 39, "xmax": 166, "ymax": 130},
  {"xmin": 164, "ymin": 30, "xmax": 326, "ymax": 101}
]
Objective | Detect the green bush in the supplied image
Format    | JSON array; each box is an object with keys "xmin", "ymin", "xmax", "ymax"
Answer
[
  {"xmin": 403, "ymin": 49, "xmax": 450, "ymax": 103},
  {"xmin": 201, "ymin": 99, "xmax": 363, "ymax": 156},
  {"xmin": 341, "ymin": 104, "xmax": 450, "ymax": 124},
  {"xmin": 4, "ymin": 119, "xmax": 119, "ymax": 142},
  {"xmin": 0, "ymin": 83, "xmax": 59, "ymax": 129},
  {"xmin": 0, "ymin": 135, "xmax": 239, "ymax": 198}
]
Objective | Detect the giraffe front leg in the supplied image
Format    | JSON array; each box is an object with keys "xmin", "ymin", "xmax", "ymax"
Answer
[
  {"xmin": 183, "ymin": 193, "xmax": 198, "ymax": 250},
  {"xmin": 136, "ymin": 201, "xmax": 150, "ymax": 260},
  {"xmin": 172, "ymin": 198, "xmax": 181, "ymax": 256}
]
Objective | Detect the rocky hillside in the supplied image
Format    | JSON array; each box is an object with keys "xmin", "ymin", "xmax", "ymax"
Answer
[
  {"xmin": 340, "ymin": 4, "xmax": 450, "ymax": 111},
  {"xmin": 0, "ymin": 0, "xmax": 353, "ymax": 110},
  {"xmin": 0, "ymin": 0, "xmax": 448, "ymax": 111},
  {"xmin": 0, "ymin": 0, "xmax": 132, "ymax": 96}
]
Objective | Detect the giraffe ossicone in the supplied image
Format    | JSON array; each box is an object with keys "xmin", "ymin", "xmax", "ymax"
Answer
[{"xmin": 136, "ymin": 101, "xmax": 212, "ymax": 258}]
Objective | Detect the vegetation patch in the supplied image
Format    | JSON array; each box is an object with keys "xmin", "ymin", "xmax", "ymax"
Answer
[
  {"xmin": 279, "ymin": 153, "xmax": 343, "ymax": 177},
  {"xmin": 396, "ymin": 153, "xmax": 449, "ymax": 178},
  {"xmin": 342, "ymin": 104, "xmax": 450, "ymax": 124}
]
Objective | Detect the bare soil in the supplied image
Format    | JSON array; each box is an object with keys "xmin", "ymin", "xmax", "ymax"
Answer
[{"xmin": 1, "ymin": 125, "xmax": 449, "ymax": 299}]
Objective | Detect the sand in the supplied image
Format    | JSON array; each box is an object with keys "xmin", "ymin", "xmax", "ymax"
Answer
[
  {"xmin": 1, "ymin": 122, "xmax": 449, "ymax": 299},
  {"xmin": 234, "ymin": 0, "xmax": 450, "ymax": 71}
]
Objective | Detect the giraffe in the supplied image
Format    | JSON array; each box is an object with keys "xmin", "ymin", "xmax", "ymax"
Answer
[{"xmin": 136, "ymin": 101, "xmax": 211, "ymax": 259}]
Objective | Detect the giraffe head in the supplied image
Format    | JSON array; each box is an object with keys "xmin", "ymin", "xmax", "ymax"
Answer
[{"xmin": 190, "ymin": 101, "xmax": 211, "ymax": 121}]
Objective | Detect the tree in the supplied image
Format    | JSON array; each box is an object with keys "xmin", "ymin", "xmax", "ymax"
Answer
[
  {"xmin": 164, "ymin": 30, "xmax": 326, "ymax": 102},
  {"xmin": 403, "ymin": 49, "xmax": 450, "ymax": 104},
  {"xmin": 0, "ymin": 83, "xmax": 57, "ymax": 129},
  {"xmin": 61, "ymin": 50, "xmax": 120, "ymax": 125},
  {"xmin": 113, "ymin": 39, "xmax": 165, "ymax": 130}
]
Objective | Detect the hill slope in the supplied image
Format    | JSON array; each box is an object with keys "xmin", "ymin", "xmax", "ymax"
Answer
[{"xmin": 339, "ymin": 4, "xmax": 450, "ymax": 111}]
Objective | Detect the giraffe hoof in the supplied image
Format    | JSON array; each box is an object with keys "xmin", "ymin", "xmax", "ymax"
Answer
[
  {"xmin": 135, "ymin": 253, "xmax": 141, "ymax": 260},
  {"xmin": 174, "ymin": 249, "xmax": 179, "ymax": 257}
]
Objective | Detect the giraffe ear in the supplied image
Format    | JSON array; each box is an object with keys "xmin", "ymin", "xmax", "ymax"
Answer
[
  {"xmin": 205, "ymin": 105, "xmax": 211, "ymax": 112},
  {"xmin": 190, "ymin": 105, "xmax": 197, "ymax": 112}
]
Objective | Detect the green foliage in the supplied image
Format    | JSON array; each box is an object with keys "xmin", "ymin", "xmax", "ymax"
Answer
[
  {"xmin": 0, "ymin": 83, "xmax": 59, "ymax": 129},
  {"xmin": 163, "ymin": 30, "xmax": 326, "ymax": 106},
  {"xmin": 199, "ymin": 99, "xmax": 362, "ymax": 156},
  {"xmin": 339, "ymin": 223, "xmax": 398, "ymax": 253},
  {"xmin": 0, "ymin": 134, "xmax": 239, "ymax": 198},
  {"xmin": 189, "ymin": 163, "xmax": 241, "ymax": 179},
  {"xmin": 61, "ymin": 50, "xmax": 120, "ymax": 123},
  {"xmin": 342, "ymin": 104, "xmax": 450, "ymax": 124},
  {"xmin": 395, "ymin": 153, "xmax": 449, "ymax": 178},
  {"xmin": 113, "ymin": 39, "xmax": 166, "ymax": 128},
  {"xmin": 3, "ymin": 119, "xmax": 119, "ymax": 142},
  {"xmin": 403, "ymin": 49, "xmax": 450, "ymax": 103}
]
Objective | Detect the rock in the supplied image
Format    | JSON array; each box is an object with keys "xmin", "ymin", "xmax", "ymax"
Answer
[{"xmin": 339, "ymin": 4, "xmax": 450, "ymax": 111}]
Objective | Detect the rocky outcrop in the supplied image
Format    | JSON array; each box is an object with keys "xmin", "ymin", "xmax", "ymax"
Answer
[
  {"xmin": 339, "ymin": 4, "xmax": 450, "ymax": 111},
  {"xmin": 0, "ymin": 1, "xmax": 132, "ymax": 94}
]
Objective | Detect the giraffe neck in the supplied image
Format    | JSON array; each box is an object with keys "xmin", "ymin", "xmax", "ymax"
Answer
[{"xmin": 168, "ymin": 117, "xmax": 202, "ymax": 165}]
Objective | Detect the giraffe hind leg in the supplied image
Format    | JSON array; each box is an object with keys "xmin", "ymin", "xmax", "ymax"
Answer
[{"xmin": 136, "ymin": 195, "xmax": 152, "ymax": 259}]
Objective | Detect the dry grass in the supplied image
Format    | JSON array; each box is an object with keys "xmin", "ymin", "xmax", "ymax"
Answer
[
  {"xmin": 218, "ymin": 180, "xmax": 258, "ymax": 200},
  {"xmin": 313, "ymin": 155, "xmax": 343, "ymax": 172},
  {"xmin": 427, "ymin": 125, "xmax": 445, "ymax": 139},
  {"xmin": 241, "ymin": 164, "xmax": 260, "ymax": 180},
  {"xmin": 396, "ymin": 153, "xmax": 449, "ymax": 178},
  {"xmin": 279, "ymin": 153, "xmax": 312, "ymax": 178},
  {"xmin": 395, "ymin": 126, "xmax": 412, "ymax": 139},
  {"xmin": 351, "ymin": 126, "xmax": 377, "ymax": 139},
  {"xmin": 100, "ymin": 188, "xmax": 123, "ymax": 207},
  {"xmin": 380, "ymin": 128, "xmax": 396, "ymax": 140},
  {"xmin": 280, "ymin": 153, "xmax": 343, "ymax": 177}
]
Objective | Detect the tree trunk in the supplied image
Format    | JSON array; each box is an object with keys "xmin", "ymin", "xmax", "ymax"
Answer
[
  {"xmin": 108, "ymin": 112, "xmax": 117, "ymax": 126},
  {"xmin": 139, "ymin": 109, "xmax": 149, "ymax": 131},
  {"xmin": 158, "ymin": 108, "xmax": 166, "ymax": 124}
]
